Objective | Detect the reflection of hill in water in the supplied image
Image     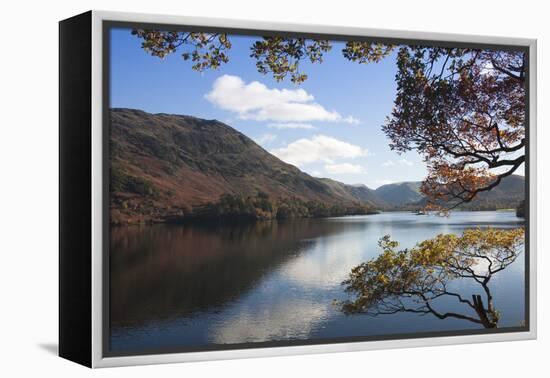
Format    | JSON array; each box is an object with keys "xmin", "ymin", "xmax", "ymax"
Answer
[{"xmin": 110, "ymin": 219, "xmax": 355, "ymax": 327}]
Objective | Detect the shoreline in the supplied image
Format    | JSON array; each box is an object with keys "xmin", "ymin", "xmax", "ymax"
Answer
[{"xmin": 109, "ymin": 208, "xmax": 525, "ymax": 227}]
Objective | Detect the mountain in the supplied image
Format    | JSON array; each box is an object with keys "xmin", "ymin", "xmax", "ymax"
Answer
[
  {"xmin": 455, "ymin": 174, "xmax": 525, "ymax": 210},
  {"xmin": 109, "ymin": 108, "xmax": 377, "ymax": 224},
  {"xmin": 374, "ymin": 182, "xmax": 422, "ymax": 206},
  {"xmin": 374, "ymin": 176, "xmax": 525, "ymax": 210},
  {"xmin": 318, "ymin": 179, "xmax": 384, "ymax": 207}
]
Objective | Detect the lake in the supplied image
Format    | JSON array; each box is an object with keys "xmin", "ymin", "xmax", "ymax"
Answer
[{"xmin": 109, "ymin": 211, "xmax": 525, "ymax": 354}]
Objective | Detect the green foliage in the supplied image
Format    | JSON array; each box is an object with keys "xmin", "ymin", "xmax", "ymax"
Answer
[
  {"xmin": 131, "ymin": 30, "xmax": 399, "ymax": 84},
  {"xmin": 340, "ymin": 227, "xmax": 525, "ymax": 328},
  {"xmin": 250, "ymin": 37, "xmax": 332, "ymax": 83},
  {"xmin": 189, "ymin": 193, "xmax": 374, "ymax": 222},
  {"xmin": 213, "ymin": 193, "xmax": 275, "ymax": 220},
  {"xmin": 342, "ymin": 41, "xmax": 395, "ymax": 63},
  {"xmin": 131, "ymin": 30, "xmax": 399, "ymax": 85},
  {"xmin": 110, "ymin": 166, "xmax": 160, "ymax": 198},
  {"xmin": 131, "ymin": 30, "xmax": 231, "ymax": 71}
]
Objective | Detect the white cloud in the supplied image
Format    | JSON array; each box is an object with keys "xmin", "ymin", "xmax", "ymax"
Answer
[
  {"xmin": 254, "ymin": 133, "xmax": 277, "ymax": 145},
  {"xmin": 205, "ymin": 75, "xmax": 359, "ymax": 124},
  {"xmin": 268, "ymin": 122, "xmax": 316, "ymax": 130},
  {"xmin": 382, "ymin": 158, "xmax": 413, "ymax": 167},
  {"xmin": 342, "ymin": 116, "xmax": 361, "ymax": 125},
  {"xmin": 270, "ymin": 135, "xmax": 368, "ymax": 167},
  {"xmin": 324, "ymin": 163, "xmax": 364, "ymax": 174}
]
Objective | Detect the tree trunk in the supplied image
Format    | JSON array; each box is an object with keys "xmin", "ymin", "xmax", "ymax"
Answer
[{"xmin": 472, "ymin": 294, "xmax": 497, "ymax": 328}]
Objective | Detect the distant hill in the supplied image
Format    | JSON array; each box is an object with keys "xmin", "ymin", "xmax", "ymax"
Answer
[
  {"xmin": 109, "ymin": 108, "xmax": 376, "ymax": 224},
  {"xmin": 318, "ymin": 179, "xmax": 384, "ymax": 208},
  {"xmin": 452, "ymin": 174, "xmax": 525, "ymax": 210},
  {"xmin": 374, "ymin": 182, "xmax": 422, "ymax": 206},
  {"xmin": 375, "ymin": 176, "xmax": 525, "ymax": 211}
]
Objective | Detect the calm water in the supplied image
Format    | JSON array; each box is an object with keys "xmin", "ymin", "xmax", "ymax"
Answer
[{"xmin": 109, "ymin": 211, "xmax": 525, "ymax": 354}]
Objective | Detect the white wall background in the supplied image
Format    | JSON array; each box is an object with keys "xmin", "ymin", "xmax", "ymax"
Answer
[{"xmin": 1, "ymin": 0, "xmax": 547, "ymax": 376}]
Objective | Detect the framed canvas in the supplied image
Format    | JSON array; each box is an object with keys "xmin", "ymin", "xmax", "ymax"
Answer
[{"xmin": 59, "ymin": 10, "xmax": 537, "ymax": 368}]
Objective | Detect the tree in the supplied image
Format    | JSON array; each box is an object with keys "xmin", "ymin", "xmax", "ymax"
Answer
[
  {"xmin": 383, "ymin": 47, "xmax": 526, "ymax": 210},
  {"xmin": 132, "ymin": 30, "xmax": 393, "ymax": 83},
  {"xmin": 250, "ymin": 37, "xmax": 332, "ymax": 83},
  {"xmin": 131, "ymin": 30, "xmax": 232, "ymax": 70},
  {"xmin": 339, "ymin": 228, "xmax": 524, "ymax": 328},
  {"xmin": 131, "ymin": 31, "xmax": 526, "ymax": 209}
]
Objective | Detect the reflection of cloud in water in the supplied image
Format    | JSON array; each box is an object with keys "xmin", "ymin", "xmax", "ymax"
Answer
[
  {"xmin": 212, "ymin": 299, "xmax": 329, "ymax": 343},
  {"xmin": 211, "ymin": 216, "xmax": 525, "ymax": 345},
  {"xmin": 278, "ymin": 235, "xmax": 370, "ymax": 288},
  {"xmin": 212, "ymin": 233, "xmax": 380, "ymax": 344}
]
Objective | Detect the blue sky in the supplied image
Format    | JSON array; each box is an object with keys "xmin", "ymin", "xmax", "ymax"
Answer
[{"xmin": 110, "ymin": 28, "xmax": 428, "ymax": 188}]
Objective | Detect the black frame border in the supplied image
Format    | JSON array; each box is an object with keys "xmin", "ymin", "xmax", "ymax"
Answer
[{"xmin": 59, "ymin": 11, "xmax": 93, "ymax": 367}]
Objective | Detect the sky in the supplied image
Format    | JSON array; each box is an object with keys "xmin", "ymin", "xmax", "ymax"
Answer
[{"xmin": 110, "ymin": 28, "xmax": 430, "ymax": 189}]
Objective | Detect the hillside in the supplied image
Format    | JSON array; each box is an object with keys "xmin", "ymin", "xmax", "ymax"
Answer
[
  {"xmin": 374, "ymin": 182, "xmax": 422, "ymax": 206},
  {"xmin": 449, "ymin": 174, "xmax": 525, "ymax": 210},
  {"xmin": 109, "ymin": 108, "xmax": 376, "ymax": 224}
]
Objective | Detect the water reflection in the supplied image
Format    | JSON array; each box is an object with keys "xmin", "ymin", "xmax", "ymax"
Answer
[
  {"xmin": 110, "ymin": 211, "xmax": 525, "ymax": 353},
  {"xmin": 212, "ymin": 298, "xmax": 330, "ymax": 343},
  {"xmin": 110, "ymin": 219, "xmax": 353, "ymax": 327}
]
